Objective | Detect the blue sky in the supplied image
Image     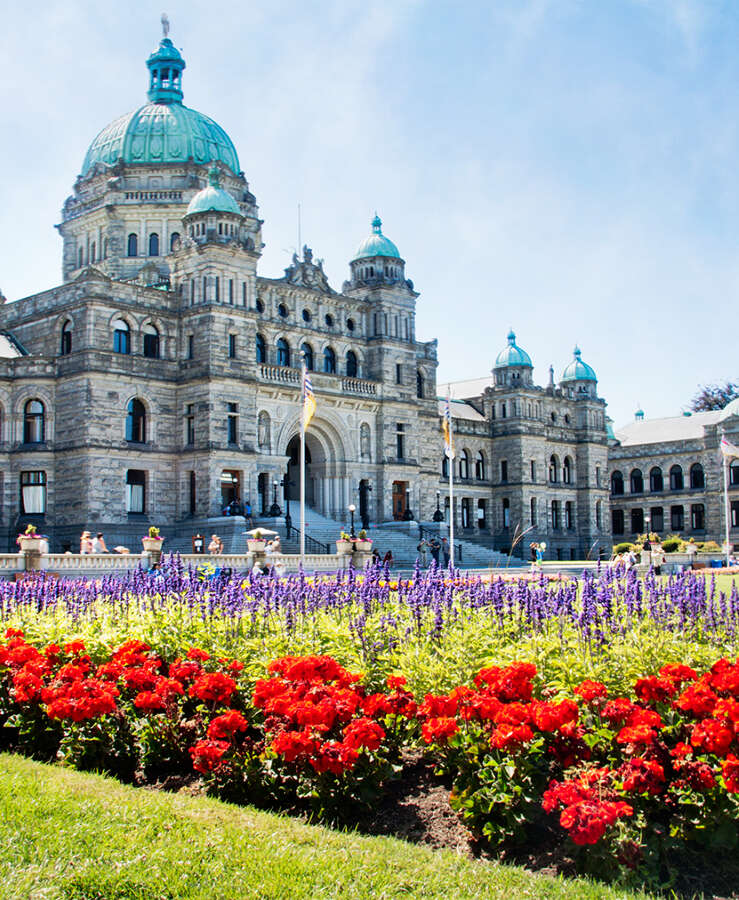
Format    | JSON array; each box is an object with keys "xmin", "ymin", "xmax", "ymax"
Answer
[{"xmin": 0, "ymin": 0, "xmax": 737, "ymax": 427}]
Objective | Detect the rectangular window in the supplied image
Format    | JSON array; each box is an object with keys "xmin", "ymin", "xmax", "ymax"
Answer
[
  {"xmin": 186, "ymin": 403, "xmax": 195, "ymax": 445},
  {"xmin": 126, "ymin": 469, "xmax": 146, "ymax": 514},
  {"xmin": 530, "ymin": 497, "xmax": 537, "ymax": 525},
  {"xmin": 691, "ymin": 503, "xmax": 705, "ymax": 531},
  {"xmin": 595, "ymin": 466, "xmax": 601, "ymax": 487},
  {"xmin": 477, "ymin": 499, "xmax": 486, "ymax": 530},
  {"xmin": 229, "ymin": 279, "xmax": 234, "ymax": 304},
  {"xmin": 373, "ymin": 313, "xmax": 378, "ymax": 335},
  {"xmin": 732, "ymin": 500, "xmax": 739, "ymax": 528},
  {"xmin": 242, "ymin": 282, "xmax": 247, "ymax": 306},
  {"xmin": 671, "ymin": 505, "xmax": 684, "ymax": 531},
  {"xmin": 394, "ymin": 315, "xmax": 399, "ymax": 336},
  {"xmin": 530, "ymin": 460, "xmax": 536, "ymax": 481},
  {"xmin": 203, "ymin": 276, "xmax": 208, "ymax": 302},
  {"xmin": 552, "ymin": 500, "xmax": 560, "ymax": 530},
  {"xmin": 189, "ymin": 470, "xmax": 196, "ymax": 516},
  {"xmin": 500, "ymin": 460, "xmax": 508, "ymax": 483},
  {"xmin": 404, "ymin": 319, "xmax": 409, "ymax": 340},
  {"xmin": 731, "ymin": 464, "xmax": 739, "ymax": 487},
  {"xmin": 395, "ymin": 363, "xmax": 402, "ymax": 384},
  {"xmin": 20, "ymin": 471, "xmax": 46, "ymax": 514},
  {"xmin": 228, "ymin": 334, "xmax": 236, "ymax": 359},
  {"xmin": 651, "ymin": 506, "xmax": 664, "ymax": 532},
  {"xmin": 190, "ymin": 279, "xmax": 195, "ymax": 305},
  {"xmin": 187, "ymin": 334, "xmax": 194, "ymax": 359},
  {"xmin": 502, "ymin": 498, "xmax": 510, "ymax": 529},
  {"xmin": 612, "ymin": 508, "xmax": 624, "ymax": 534},
  {"xmin": 227, "ymin": 402, "xmax": 238, "ymax": 444},
  {"xmin": 396, "ymin": 423, "xmax": 405, "ymax": 460},
  {"xmin": 565, "ymin": 501, "xmax": 574, "ymax": 530},
  {"xmin": 215, "ymin": 277, "xmax": 220, "ymax": 303}
]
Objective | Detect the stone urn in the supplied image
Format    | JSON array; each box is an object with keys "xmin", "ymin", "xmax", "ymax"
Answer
[
  {"xmin": 18, "ymin": 536, "xmax": 43, "ymax": 553},
  {"xmin": 247, "ymin": 538, "xmax": 267, "ymax": 552},
  {"xmin": 142, "ymin": 536, "xmax": 164, "ymax": 553},
  {"xmin": 355, "ymin": 539, "xmax": 372, "ymax": 551},
  {"xmin": 336, "ymin": 538, "xmax": 353, "ymax": 554}
]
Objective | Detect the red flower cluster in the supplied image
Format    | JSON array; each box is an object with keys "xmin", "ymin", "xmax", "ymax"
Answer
[{"xmin": 544, "ymin": 770, "xmax": 633, "ymax": 845}]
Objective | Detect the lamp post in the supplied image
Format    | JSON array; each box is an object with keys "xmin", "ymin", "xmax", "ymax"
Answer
[
  {"xmin": 268, "ymin": 478, "xmax": 281, "ymax": 518},
  {"xmin": 432, "ymin": 489, "xmax": 444, "ymax": 522},
  {"xmin": 348, "ymin": 504, "xmax": 356, "ymax": 539},
  {"xmin": 281, "ymin": 476, "xmax": 293, "ymax": 533},
  {"xmin": 644, "ymin": 513, "xmax": 651, "ymax": 550}
]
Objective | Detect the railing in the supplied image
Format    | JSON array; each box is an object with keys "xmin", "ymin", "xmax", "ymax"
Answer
[
  {"xmin": 0, "ymin": 555, "xmax": 21, "ymax": 571},
  {"xmin": 341, "ymin": 377, "xmax": 377, "ymax": 396},
  {"xmin": 285, "ymin": 525, "xmax": 331, "ymax": 554},
  {"xmin": 44, "ymin": 554, "xmax": 140, "ymax": 570},
  {"xmin": 259, "ymin": 364, "xmax": 301, "ymax": 385}
]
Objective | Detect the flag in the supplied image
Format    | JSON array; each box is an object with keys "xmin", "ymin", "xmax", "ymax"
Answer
[
  {"xmin": 720, "ymin": 435, "xmax": 739, "ymax": 460},
  {"xmin": 442, "ymin": 395, "xmax": 455, "ymax": 459},
  {"xmin": 302, "ymin": 365, "xmax": 316, "ymax": 430}
]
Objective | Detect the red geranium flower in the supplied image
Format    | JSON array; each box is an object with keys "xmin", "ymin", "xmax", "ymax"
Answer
[
  {"xmin": 342, "ymin": 717, "xmax": 385, "ymax": 751},
  {"xmin": 189, "ymin": 672, "xmax": 237, "ymax": 705},
  {"xmin": 207, "ymin": 710, "xmax": 249, "ymax": 740},
  {"xmin": 721, "ymin": 754, "xmax": 739, "ymax": 792},
  {"xmin": 421, "ymin": 716, "xmax": 459, "ymax": 745},
  {"xmin": 190, "ymin": 739, "xmax": 229, "ymax": 774},
  {"xmin": 574, "ymin": 680, "xmax": 608, "ymax": 703}
]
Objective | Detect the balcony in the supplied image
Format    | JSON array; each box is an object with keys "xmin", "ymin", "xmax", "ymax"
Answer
[{"xmin": 258, "ymin": 365, "xmax": 378, "ymax": 396}]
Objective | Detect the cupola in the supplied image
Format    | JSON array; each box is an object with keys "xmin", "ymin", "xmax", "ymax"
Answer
[
  {"xmin": 493, "ymin": 330, "xmax": 533, "ymax": 386},
  {"xmin": 348, "ymin": 214, "xmax": 407, "ymax": 288},
  {"xmin": 560, "ymin": 346, "xmax": 597, "ymax": 396},
  {"xmin": 182, "ymin": 166, "xmax": 245, "ymax": 246}
]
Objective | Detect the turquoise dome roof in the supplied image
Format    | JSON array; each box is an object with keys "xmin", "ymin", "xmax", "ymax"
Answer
[
  {"xmin": 81, "ymin": 35, "xmax": 239, "ymax": 176},
  {"xmin": 353, "ymin": 215, "xmax": 401, "ymax": 260},
  {"xmin": 561, "ymin": 346, "xmax": 597, "ymax": 382},
  {"xmin": 494, "ymin": 330, "xmax": 532, "ymax": 368},
  {"xmin": 186, "ymin": 166, "xmax": 241, "ymax": 216}
]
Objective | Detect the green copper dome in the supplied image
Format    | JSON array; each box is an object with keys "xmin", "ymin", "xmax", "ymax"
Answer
[
  {"xmin": 353, "ymin": 215, "xmax": 401, "ymax": 260},
  {"xmin": 186, "ymin": 166, "xmax": 241, "ymax": 216},
  {"xmin": 494, "ymin": 330, "xmax": 533, "ymax": 368},
  {"xmin": 561, "ymin": 346, "xmax": 597, "ymax": 382},
  {"xmin": 81, "ymin": 34, "xmax": 240, "ymax": 176}
]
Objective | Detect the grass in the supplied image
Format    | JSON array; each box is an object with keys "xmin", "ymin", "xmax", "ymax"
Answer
[{"xmin": 0, "ymin": 753, "xmax": 653, "ymax": 900}]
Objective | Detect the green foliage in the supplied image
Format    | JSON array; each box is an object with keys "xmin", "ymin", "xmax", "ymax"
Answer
[
  {"xmin": 661, "ymin": 539, "xmax": 681, "ymax": 553},
  {"xmin": 612, "ymin": 542, "xmax": 635, "ymax": 555}
]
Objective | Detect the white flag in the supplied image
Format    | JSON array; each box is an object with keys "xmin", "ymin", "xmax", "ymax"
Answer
[{"xmin": 720, "ymin": 435, "xmax": 739, "ymax": 460}]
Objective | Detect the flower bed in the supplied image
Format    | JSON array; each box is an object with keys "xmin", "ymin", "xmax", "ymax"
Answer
[{"xmin": 2, "ymin": 626, "xmax": 739, "ymax": 885}]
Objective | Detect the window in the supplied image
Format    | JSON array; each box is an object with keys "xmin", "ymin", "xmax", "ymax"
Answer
[
  {"xmin": 595, "ymin": 500, "xmax": 602, "ymax": 530},
  {"xmin": 563, "ymin": 457, "xmax": 572, "ymax": 484},
  {"xmin": 170, "ymin": 232, "xmax": 180, "ymax": 251},
  {"xmin": 325, "ymin": 313, "xmax": 334, "ymax": 327},
  {"xmin": 126, "ymin": 399, "xmax": 146, "ymax": 443},
  {"xmin": 347, "ymin": 318, "xmax": 355, "ymax": 332},
  {"xmin": 186, "ymin": 404, "xmax": 194, "ymax": 445},
  {"xmin": 256, "ymin": 298, "xmax": 264, "ymax": 313},
  {"xmin": 630, "ymin": 469, "xmax": 644, "ymax": 493},
  {"xmin": 298, "ymin": 343, "xmax": 313, "ymax": 370},
  {"xmin": 549, "ymin": 455, "xmax": 558, "ymax": 483},
  {"xmin": 277, "ymin": 339, "xmax": 290, "ymax": 367},
  {"xmin": 78, "ymin": 247, "xmax": 83, "ymax": 267},
  {"xmin": 396, "ymin": 423, "xmax": 405, "ymax": 460},
  {"xmin": 395, "ymin": 363, "xmax": 402, "ymax": 384},
  {"xmin": 671, "ymin": 505, "xmax": 684, "ymax": 531},
  {"xmin": 732, "ymin": 500, "xmax": 739, "ymax": 528},
  {"xmin": 113, "ymin": 318, "xmax": 130, "ymax": 354},
  {"xmin": 20, "ymin": 471, "xmax": 46, "ymax": 514},
  {"xmin": 90, "ymin": 242, "xmax": 96, "ymax": 263},
  {"xmin": 475, "ymin": 451, "xmax": 485, "ymax": 480},
  {"xmin": 227, "ymin": 402, "xmax": 238, "ymax": 444},
  {"xmin": 23, "ymin": 400, "xmax": 45, "ymax": 444},
  {"xmin": 690, "ymin": 463, "xmax": 705, "ymax": 489},
  {"xmin": 187, "ymin": 335, "xmax": 194, "ymax": 359},
  {"xmin": 127, "ymin": 233, "xmax": 138, "ymax": 257},
  {"xmin": 416, "ymin": 370, "xmax": 424, "ymax": 398},
  {"xmin": 60, "ymin": 321, "xmax": 72, "ymax": 356},
  {"xmin": 278, "ymin": 303, "xmax": 288, "ymax": 318},
  {"xmin": 502, "ymin": 403, "xmax": 507, "ymax": 419},
  {"xmin": 502, "ymin": 498, "xmax": 510, "ymax": 529},
  {"xmin": 460, "ymin": 449, "xmax": 470, "ymax": 480},
  {"xmin": 255, "ymin": 333, "xmax": 266, "ymax": 363},
  {"xmin": 500, "ymin": 459, "xmax": 508, "ymax": 483},
  {"xmin": 691, "ymin": 504, "xmax": 705, "ymax": 531},
  {"xmin": 242, "ymin": 283, "xmax": 247, "ymax": 306},
  {"xmin": 612, "ymin": 508, "xmax": 625, "ymax": 534},
  {"xmin": 611, "ymin": 470, "xmax": 624, "ymax": 495},
  {"xmin": 530, "ymin": 460, "xmax": 536, "ymax": 481},
  {"xmin": 126, "ymin": 470, "xmax": 146, "ymax": 514},
  {"xmin": 631, "ymin": 508, "xmax": 644, "ymax": 534},
  {"xmin": 143, "ymin": 324, "xmax": 160, "ymax": 359},
  {"xmin": 442, "ymin": 455, "xmax": 449, "ymax": 477},
  {"xmin": 323, "ymin": 346, "xmax": 336, "ymax": 374},
  {"xmin": 595, "ymin": 465, "xmax": 601, "ymax": 487},
  {"xmin": 346, "ymin": 350, "xmax": 358, "ymax": 378},
  {"xmin": 214, "ymin": 277, "xmax": 220, "ymax": 302},
  {"xmin": 651, "ymin": 506, "xmax": 664, "ymax": 532},
  {"xmin": 189, "ymin": 470, "xmax": 196, "ymax": 515},
  {"xmin": 670, "ymin": 465, "xmax": 684, "ymax": 490},
  {"xmin": 477, "ymin": 498, "xmax": 486, "ymax": 530},
  {"xmin": 530, "ymin": 497, "xmax": 537, "ymax": 525},
  {"xmin": 551, "ymin": 500, "xmax": 561, "ymax": 530},
  {"xmin": 731, "ymin": 463, "xmax": 739, "ymax": 487},
  {"xmin": 228, "ymin": 279, "xmax": 234, "ymax": 304},
  {"xmin": 565, "ymin": 501, "xmax": 574, "ymax": 530},
  {"xmin": 650, "ymin": 467, "xmax": 663, "ymax": 492},
  {"xmin": 228, "ymin": 334, "xmax": 236, "ymax": 359},
  {"xmin": 302, "ymin": 308, "xmax": 311, "ymax": 323},
  {"xmin": 148, "ymin": 233, "xmax": 159, "ymax": 256}
]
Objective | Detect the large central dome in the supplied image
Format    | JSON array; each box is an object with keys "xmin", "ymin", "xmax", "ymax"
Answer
[{"xmin": 80, "ymin": 34, "xmax": 240, "ymax": 177}]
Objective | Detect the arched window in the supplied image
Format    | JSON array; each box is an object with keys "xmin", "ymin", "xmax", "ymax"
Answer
[
  {"xmin": 459, "ymin": 449, "xmax": 470, "ymax": 480},
  {"xmin": 670, "ymin": 465, "xmax": 684, "ymax": 491},
  {"xmin": 23, "ymin": 400, "xmax": 45, "ymax": 444},
  {"xmin": 611, "ymin": 470, "xmax": 624, "ymax": 495},
  {"xmin": 549, "ymin": 455, "xmax": 559, "ymax": 483},
  {"xmin": 126, "ymin": 399, "xmax": 146, "ymax": 443},
  {"xmin": 148, "ymin": 233, "xmax": 159, "ymax": 256},
  {"xmin": 442, "ymin": 456, "xmax": 449, "ymax": 477},
  {"xmin": 649, "ymin": 466, "xmax": 663, "ymax": 492},
  {"xmin": 277, "ymin": 339, "xmax": 290, "ymax": 367},
  {"xmin": 346, "ymin": 350, "xmax": 358, "ymax": 378},
  {"xmin": 60, "ymin": 321, "xmax": 72, "ymax": 356},
  {"xmin": 630, "ymin": 469, "xmax": 644, "ymax": 494},
  {"xmin": 127, "ymin": 233, "xmax": 138, "ymax": 257},
  {"xmin": 323, "ymin": 346, "xmax": 336, "ymax": 374},
  {"xmin": 113, "ymin": 318, "xmax": 130, "ymax": 354},
  {"xmin": 143, "ymin": 324, "xmax": 160, "ymax": 359},
  {"xmin": 255, "ymin": 333, "xmax": 266, "ymax": 363},
  {"xmin": 563, "ymin": 457, "xmax": 572, "ymax": 484},
  {"xmin": 301, "ymin": 343, "xmax": 314, "ymax": 370},
  {"xmin": 416, "ymin": 371, "xmax": 424, "ymax": 398},
  {"xmin": 170, "ymin": 232, "xmax": 180, "ymax": 251},
  {"xmin": 690, "ymin": 463, "xmax": 705, "ymax": 489},
  {"xmin": 475, "ymin": 451, "xmax": 485, "ymax": 480}
]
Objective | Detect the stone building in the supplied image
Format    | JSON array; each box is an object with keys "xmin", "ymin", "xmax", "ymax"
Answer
[{"xmin": 607, "ymin": 402, "xmax": 739, "ymax": 548}]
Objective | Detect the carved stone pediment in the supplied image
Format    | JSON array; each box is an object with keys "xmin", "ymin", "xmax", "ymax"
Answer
[{"xmin": 283, "ymin": 245, "xmax": 334, "ymax": 294}]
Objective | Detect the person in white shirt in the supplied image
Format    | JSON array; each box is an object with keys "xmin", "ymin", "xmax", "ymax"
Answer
[{"xmin": 91, "ymin": 532, "xmax": 108, "ymax": 553}]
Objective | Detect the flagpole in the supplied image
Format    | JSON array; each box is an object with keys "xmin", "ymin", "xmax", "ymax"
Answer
[
  {"xmin": 723, "ymin": 430, "xmax": 731, "ymax": 568},
  {"xmin": 300, "ymin": 363, "xmax": 306, "ymax": 567},
  {"xmin": 448, "ymin": 397, "xmax": 455, "ymax": 569}
]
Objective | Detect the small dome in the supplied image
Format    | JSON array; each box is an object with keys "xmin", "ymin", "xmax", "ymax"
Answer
[
  {"xmin": 353, "ymin": 214, "xmax": 401, "ymax": 260},
  {"xmin": 719, "ymin": 397, "xmax": 739, "ymax": 422},
  {"xmin": 185, "ymin": 166, "xmax": 241, "ymax": 216},
  {"xmin": 561, "ymin": 346, "xmax": 597, "ymax": 382},
  {"xmin": 494, "ymin": 330, "xmax": 532, "ymax": 368}
]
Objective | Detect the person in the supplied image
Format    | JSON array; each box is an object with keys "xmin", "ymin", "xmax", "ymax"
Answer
[
  {"xmin": 382, "ymin": 550, "xmax": 393, "ymax": 567},
  {"xmin": 244, "ymin": 500, "xmax": 253, "ymax": 527},
  {"xmin": 686, "ymin": 539, "xmax": 698, "ymax": 568},
  {"xmin": 441, "ymin": 537, "xmax": 450, "ymax": 567},
  {"xmin": 228, "ymin": 498, "xmax": 243, "ymax": 517},
  {"xmin": 91, "ymin": 532, "xmax": 107, "ymax": 553},
  {"xmin": 417, "ymin": 538, "xmax": 428, "ymax": 567},
  {"xmin": 208, "ymin": 534, "xmax": 223, "ymax": 555},
  {"xmin": 80, "ymin": 531, "xmax": 93, "ymax": 554},
  {"xmin": 651, "ymin": 543, "xmax": 666, "ymax": 576},
  {"xmin": 626, "ymin": 548, "xmax": 637, "ymax": 570},
  {"xmin": 429, "ymin": 538, "xmax": 441, "ymax": 565},
  {"xmin": 371, "ymin": 548, "xmax": 381, "ymax": 563},
  {"xmin": 271, "ymin": 535, "xmax": 282, "ymax": 555},
  {"xmin": 535, "ymin": 542, "xmax": 545, "ymax": 568}
]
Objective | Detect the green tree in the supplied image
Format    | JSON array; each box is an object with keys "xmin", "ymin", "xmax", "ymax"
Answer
[{"xmin": 690, "ymin": 381, "xmax": 739, "ymax": 411}]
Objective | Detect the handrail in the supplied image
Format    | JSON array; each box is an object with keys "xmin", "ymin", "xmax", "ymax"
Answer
[{"xmin": 285, "ymin": 525, "xmax": 331, "ymax": 554}]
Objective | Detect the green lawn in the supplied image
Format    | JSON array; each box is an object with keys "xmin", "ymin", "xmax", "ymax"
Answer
[{"xmin": 0, "ymin": 753, "xmax": 651, "ymax": 900}]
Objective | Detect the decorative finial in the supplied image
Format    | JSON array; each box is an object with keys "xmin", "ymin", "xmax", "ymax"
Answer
[
  {"xmin": 574, "ymin": 345, "xmax": 581, "ymax": 358},
  {"xmin": 507, "ymin": 329, "xmax": 515, "ymax": 344},
  {"xmin": 208, "ymin": 164, "xmax": 220, "ymax": 188},
  {"xmin": 161, "ymin": 12, "xmax": 170, "ymax": 38},
  {"xmin": 371, "ymin": 213, "xmax": 382, "ymax": 232}
]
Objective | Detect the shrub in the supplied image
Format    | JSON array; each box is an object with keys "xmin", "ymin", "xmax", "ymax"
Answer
[
  {"xmin": 661, "ymin": 539, "xmax": 681, "ymax": 553},
  {"xmin": 612, "ymin": 542, "xmax": 634, "ymax": 555}
]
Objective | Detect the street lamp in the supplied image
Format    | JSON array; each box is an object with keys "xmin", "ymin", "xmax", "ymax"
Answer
[
  {"xmin": 348, "ymin": 503, "xmax": 356, "ymax": 539},
  {"xmin": 269, "ymin": 478, "xmax": 282, "ymax": 518},
  {"xmin": 281, "ymin": 476, "xmax": 294, "ymax": 533},
  {"xmin": 432, "ymin": 490, "xmax": 444, "ymax": 522},
  {"xmin": 644, "ymin": 512, "xmax": 651, "ymax": 550}
]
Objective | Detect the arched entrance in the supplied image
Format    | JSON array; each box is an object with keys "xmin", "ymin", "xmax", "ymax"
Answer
[
  {"xmin": 278, "ymin": 418, "xmax": 350, "ymax": 519},
  {"xmin": 285, "ymin": 435, "xmax": 313, "ymax": 505}
]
